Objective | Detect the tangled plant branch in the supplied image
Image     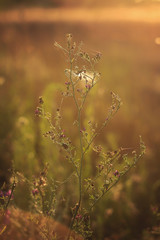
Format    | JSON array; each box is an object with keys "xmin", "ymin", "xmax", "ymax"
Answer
[{"xmin": 34, "ymin": 34, "xmax": 146, "ymax": 240}]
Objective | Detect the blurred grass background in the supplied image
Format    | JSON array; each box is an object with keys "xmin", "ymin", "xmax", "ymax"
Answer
[{"xmin": 0, "ymin": 0, "xmax": 160, "ymax": 239}]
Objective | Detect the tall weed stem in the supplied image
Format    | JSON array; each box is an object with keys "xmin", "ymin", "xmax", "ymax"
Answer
[{"xmin": 67, "ymin": 43, "xmax": 84, "ymax": 240}]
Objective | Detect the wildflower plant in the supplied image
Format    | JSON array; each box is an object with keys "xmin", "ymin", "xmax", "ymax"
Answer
[
  {"xmin": 0, "ymin": 168, "xmax": 16, "ymax": 237},
  {"xmin": 0, "ymin": 32, "xmax": 146, "ymax": 239},
  {"xmin": 33, "ymin": 34, "xmax": 146, "ymax": 239}
]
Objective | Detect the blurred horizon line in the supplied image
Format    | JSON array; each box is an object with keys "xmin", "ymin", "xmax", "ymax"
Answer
[{"xmin": 0, "ymin": 6, "xmax": 160, "ymax": 23}]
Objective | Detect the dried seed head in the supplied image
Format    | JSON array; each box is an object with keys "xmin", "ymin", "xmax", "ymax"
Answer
[
  {"xmin": 66, "ymin": 33, "xmax": 72, "ymax": 49},
  {"xmin": 39, "ymin": 96, "xmax": 44, "ymax": 105}
]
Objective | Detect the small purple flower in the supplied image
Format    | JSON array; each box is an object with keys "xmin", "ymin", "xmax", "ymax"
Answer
[
  {"xmin": 113, "ymin": 170, "xmax": 120, "ymax": 177},
  {"xmin": 60, "ymin": 130, "xmax": 65, "ymax": 138},
  {"xmin": 85, "ymin": 84, "xmax": 91, "ymax": 90},
  {"xmin": 0, "ymin": 191, "xmax": 3, "ymax": 197},
  {"xmin": 35, "ymin": 107, "xmax": 42, "ymax": 116},
  {"xmin": 3, "ymin": 192, "xmax": 7, "ymax": 197},
  {"xmin": 32, "ymin": 188, "xmax": 39, "ymax": 196},
  {"xmin": 80, "ymin": 128, "xmax": 86, "ymax": 133},
  {"xmin": 35, "ymin": 108, "xmax": 39, "ymax": 115},
  {"xmin": 60, "ymin": 134, "xmax": 65, "ymax": 138},
  {"xmin": 76, "ymin": 214, "xmax": 82, "ymax": 220},
  {"xmin": 39, "ymin": 96, "xmax": 44, "ymax": 104},
  {"xmin": 7, "ymin": 189, "xmax": 11, "ymax": 196},
  {"xmin": 65, "ymin": 81, "xmax": 70, "ymax": 85},
  {"xmin": 60, "ymin": 130, "xmax": 66, "ymax": 138},
  {"xmin": 77, "ymin": 88, "xmax": 81, "ymax": 93},
  {"xmin": 5, "ymin": 189, "xmax": 14, "ymax": 199},
  {"xmin": 4, "ymin": 192, "xmax": 8, "ymax": 197}
]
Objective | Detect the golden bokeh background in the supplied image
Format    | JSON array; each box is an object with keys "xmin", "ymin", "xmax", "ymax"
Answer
[{"xmin": 0, "ymin": 1, "xmax": 160, "ymax": 239}]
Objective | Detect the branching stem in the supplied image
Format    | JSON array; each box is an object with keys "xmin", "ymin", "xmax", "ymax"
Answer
[{"xmin": 67, "ymin": 48, "xmax": 84, "ymax": 240}]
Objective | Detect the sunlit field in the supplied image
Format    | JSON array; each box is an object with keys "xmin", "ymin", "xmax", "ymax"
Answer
[{"xmin": 0, "ymin": 5, "xmax": 160, "ymax": 240}]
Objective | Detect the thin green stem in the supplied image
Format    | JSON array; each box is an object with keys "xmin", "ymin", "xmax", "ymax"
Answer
[
  {"xmin": 4, "ymin": 180, "xmax": 16, "ymax": 211},
  {"xmin": 67, "ymin": 48, "xmax": 84, "ymax": 240},
  {"xmin": 83, "ymin": 102, "xmax": 121, "ymax": 156},
  {"xmin": 37, "ymin": 186, "xmax": 45, "ymax": 214}
]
